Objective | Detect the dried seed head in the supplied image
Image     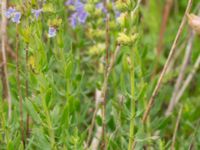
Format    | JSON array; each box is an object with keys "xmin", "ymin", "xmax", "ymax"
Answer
[{"xmin": 187, "ymin": 13, "xmax": 200, "ymax": 34}]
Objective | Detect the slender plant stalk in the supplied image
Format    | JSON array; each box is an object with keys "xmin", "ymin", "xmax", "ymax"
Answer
[
  {"xmin": 86, "ymin": 103, "xmax": 99, "ymax": 147},
  {"xmin": 6, "ymin": 42, "xmax": 17, "ymax": 60},
  {"xmin": 89, "ymin": 90, "xmax": 103, "ymax": 150},
  {"xmin": 171, "ymin": 106, "xmax": 183, "ymax": 150},
  {"xmin": 166, "ymin": 30, "xmax": 195, "ymax": 116},
  {"xmin": 157, "ymin": 0, "xmax": 173, "ymax": 55},
  {"xmin": 86, "ymin": 44, "xmax": 120, "ymax": 149},
  {"xmin": 16, "ymin": 25, "xmax": 25, "ymax": 147},
  {"xmin": 101, "ymin": 0, "xmax": 110, "ymax": 148},
  {"xmin": 101, "ymin": 45, "xmax": 120, "ymax": 150},
  {"xmin": 166, "ymin": 41, "xmax": 187, "ymax": 74},
  {"xmin": 152, "ymin": 0, "xmax": 173, "ymax": 78},
  {"xmin": 142, "ymin": 0, "xmax": 193, "ymax": 124},
  {"xmin": 127, "ymin": 56, "xmax": 135, "ymax": 150},
  {"xmin": 25, "ymin": 43, "xmax": 30, "ymax": 139},
  {"xmin": 1, "ymin": 0, "xmax": 12, "ymax": 119},
  {"xmin": 87, "ymin": 44, "xmax": 120, "ymax": 149},
  {"xmin": 173, "ymin": 55, "xmax": 200, "ymax": 105}
]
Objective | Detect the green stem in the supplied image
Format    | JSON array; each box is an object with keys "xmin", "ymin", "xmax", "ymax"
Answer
[
  {"xmin": 128, "ymin": 56, "xmax": 135, "ymax": 150},
  {"xmin": 16, "ymin": 24, "xmax": 25, "ymax": 148}
]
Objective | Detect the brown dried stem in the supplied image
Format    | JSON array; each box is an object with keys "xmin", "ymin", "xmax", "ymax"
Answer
[
  {"xmin": 86, "ymin": 44, "xmax": 121, "ymax": 149},
  {"xmin": 101, "ymin": 0, "xmax": 110, "ymax": 149},
  {"xmin": 157, "ymin": 0, "xmax": 173, "ymax": 55},
  {"xmin": 142, "ymin": 0, "xmax": 193, "ymax": 123},
  {"xmin": 1, "ymin": 0, "xmax": 12, "ymax": 119}
]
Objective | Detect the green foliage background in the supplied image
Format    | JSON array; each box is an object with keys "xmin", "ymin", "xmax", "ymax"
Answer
[{"xmin": 0, "ymin": 0, "xmax": 200, "ymax": 149}]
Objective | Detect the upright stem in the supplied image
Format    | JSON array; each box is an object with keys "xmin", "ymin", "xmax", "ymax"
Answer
[
  {"xmin": 127, "ymin": 56, "xmax": 135, "ymax": 150},
  {"xmin": 101, "ymin": 45, "xmax": 120, "ymax": 150},
  {"xmin": 157, "ymin": 0, "xmax": 173, "ymax": 55},
  {"xmin": 101, "ymin": 0, "xmax": 110, "ymax": 149},
  {"xmin": 171, "ymin": 106, "xmax": 183, "ymax": 150},
  {"xmin": 16, "ymin": 25, "xmax": 25, "ymax": 147},
  {"xmin": 1, "ymin": 0, "xmax": 12, "ymax": 119},
  {"xmin": 152, "ymin": 0, "xmax": 173, "ymax": 78},
  {"xmin": 25, "ymin": 43, "xmax": 30, "ymax": 139},
  {"xmin": 142, "ymin": 0, "xmax": 193, "ymax": 124},
  {"xmin": 87, "ymin": 45, "xmax": 120, "ymax": 149}
]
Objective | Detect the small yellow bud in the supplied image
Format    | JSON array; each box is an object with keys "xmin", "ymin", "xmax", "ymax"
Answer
[
  {"xmin": 28, "ymin": 56, "xmax": 38, "ymax": 74},
  {"xmin": 117, "ymin": 33, "xmax": 138, "ymax": 45},
  {"xmin": 48, "ymin": 18, "xmax": 62, "ymax": 27},
  {"xmin": 115, "ymin": 0, "xmax": 131, "ymax": 12},
  {"xmin": 86, "ymin": 28, "xmax": 105, "ymax": 39},
  {"xmin": 88, "ymin": 43, "xmax": 105, "ymax": 55},
  {"xmin": 43, "ymin": 3, "xmax": 55, "ymax": 12}
]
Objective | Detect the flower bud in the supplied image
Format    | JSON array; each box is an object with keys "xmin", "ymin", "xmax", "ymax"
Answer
[
  {"xmin": 48, "ymin": 18, "xmax": 62, "ymax": 27},
  {"xmin": 115, "ymin": 0, "xmax": 131, "ymax": 12},
  {"xmin": 43, "ymin": 3, "xmax": 55, "ymax": 13},
  {"xmin": 187, "ymin": 13, "xmax": 200, "ymax": 34},
  {"xmin": 86, "ymin": 28, "xmax": 105, "ymax": 39},
  {"xmin": 88, "ymin": 43, "xmax": 105, "ymax": 55},
  {"xmin": 117, "ymin": 33, "xmax": 138, "ymax": 45}
]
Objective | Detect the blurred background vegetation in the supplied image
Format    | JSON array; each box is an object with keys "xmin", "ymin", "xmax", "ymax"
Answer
[{"xmin": 0, "ymin": 0, "xmax": 200, "ymax": 149}]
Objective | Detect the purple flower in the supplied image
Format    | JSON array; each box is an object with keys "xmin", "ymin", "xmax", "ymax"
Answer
[
  {"xmin": 70, "ymin": 13, "xmax": 77, "ymax": 28},
  {"xmin": 5, "ymin": 7, "xmax": 22, "ymax": 24},
  {"xmin": 5, "ymin": 7, "xmax": 16, "ymax": 18},
  {"xmin": 11, "ymin": 12, "xmax": 21, "ymax": 24},
  {"xmin": 74, "ymin": 1, "xmax": 84, "ymax": 12},
  {"xmin": 48, "ymin": 27, "xmax": 57, "ymax": 38},
  {"xmin": 32, "ymin": 9, "xmax": 43, "ymax": 20},
  {"xmin": 77, "ymin": 11, "xmax": 88, "ymax": 23},
  {"xmin": 96, "ymin": 3, "xmax": 107, "ymax": 13},
  {"xmin": 115, "ymin": 10, "xmax": 121, "ymax": 18},
  {"xmin": 66, "ymin": 0, "xmax": 88, "ymax": 28}
]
